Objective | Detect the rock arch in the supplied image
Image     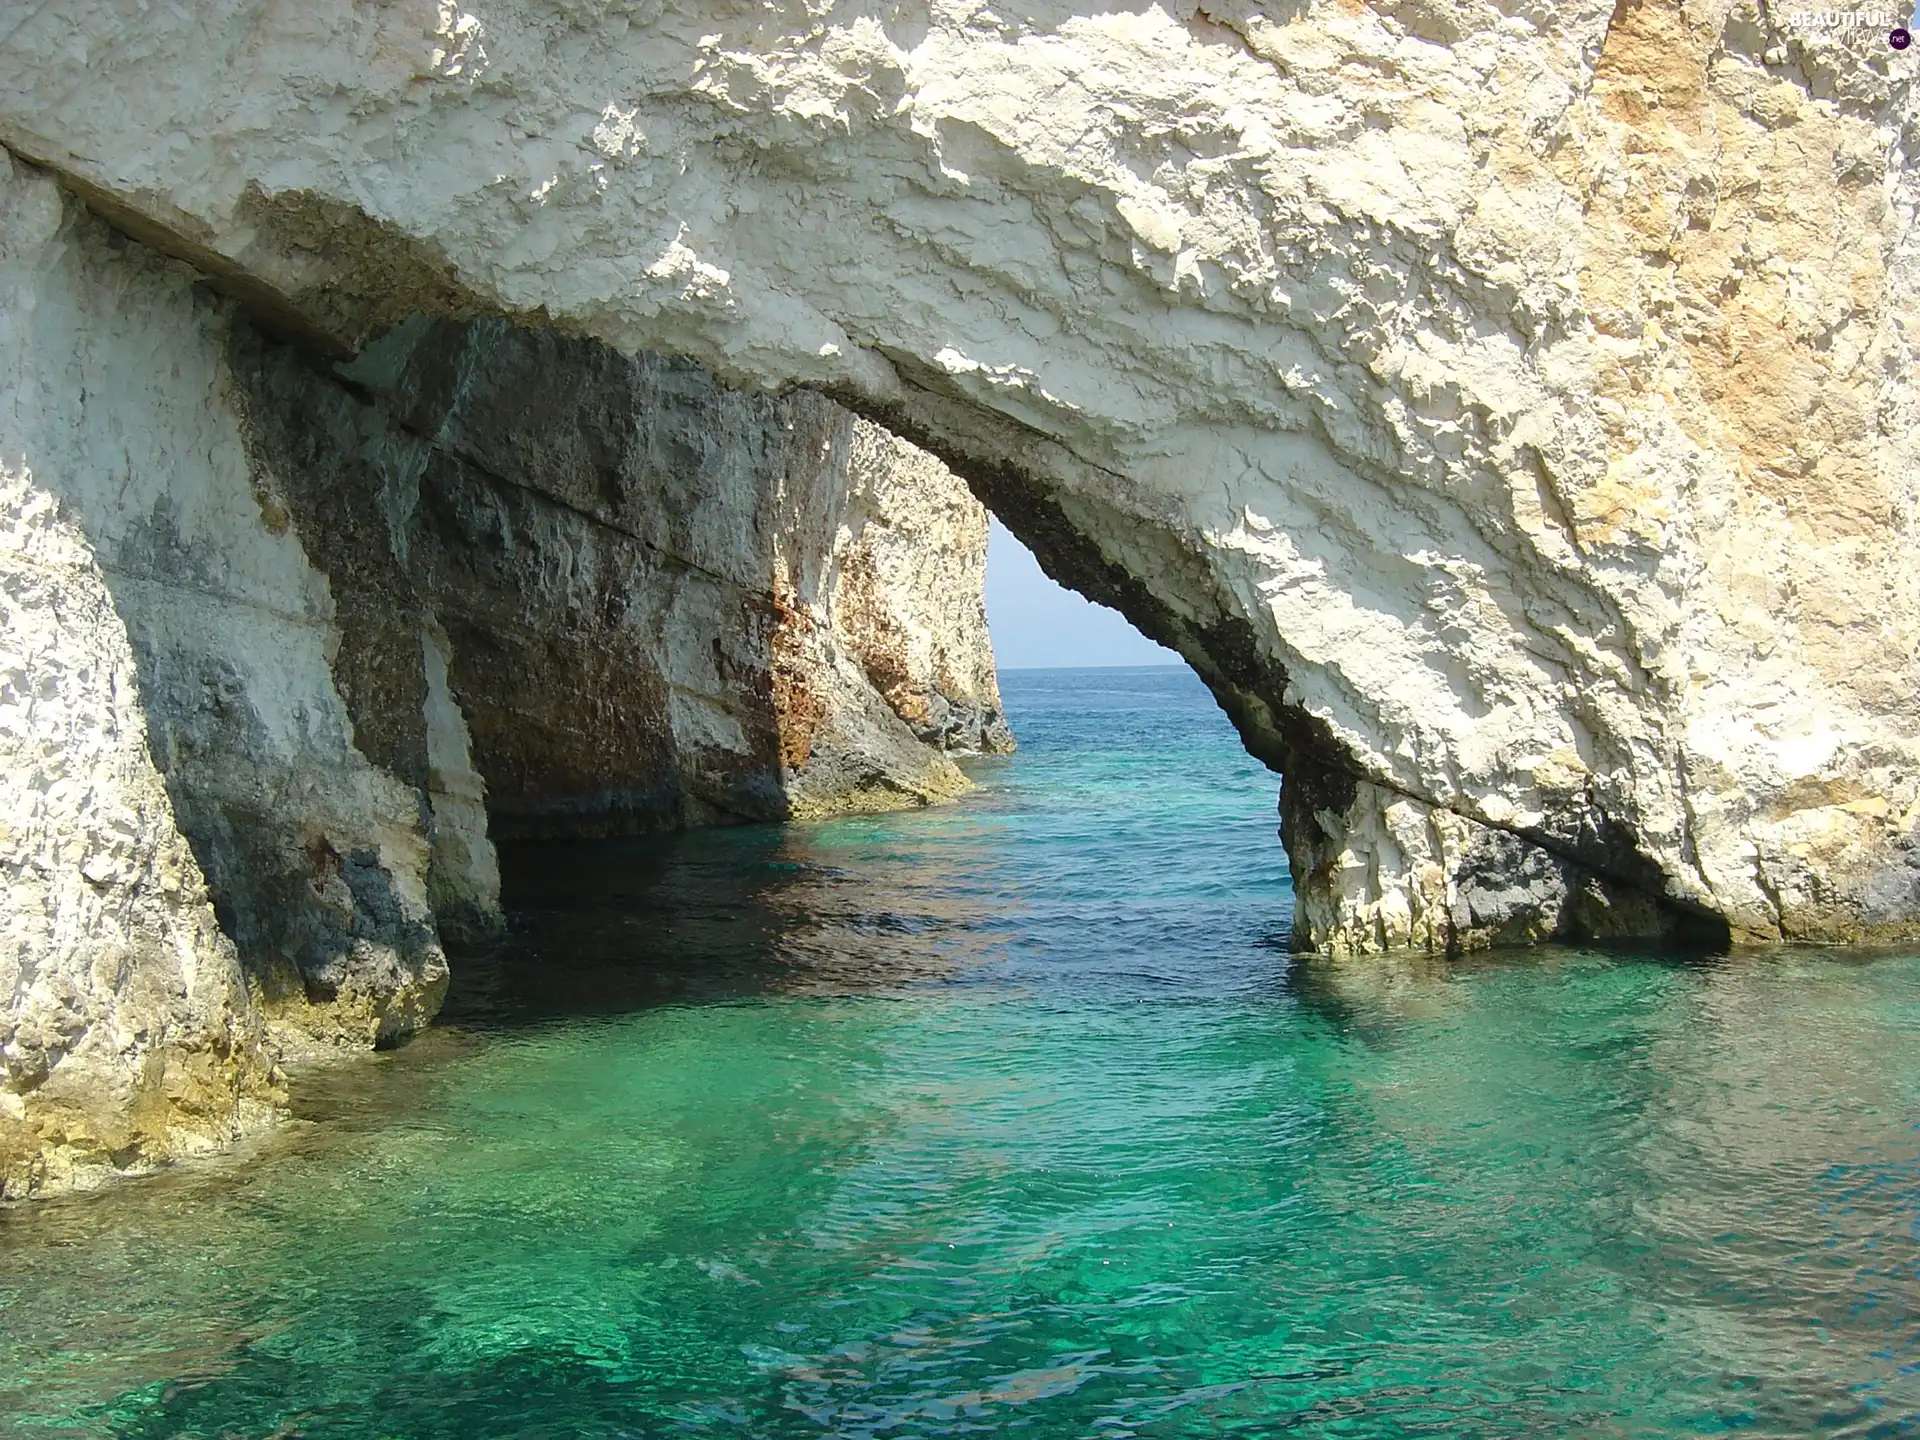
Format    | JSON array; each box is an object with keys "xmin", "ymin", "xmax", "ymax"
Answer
[
  {"xmin": 4, "ymin": 0, "xmax": 1920, "ymax": 1186},
  {"xmin": 0, "ymin": 164, "xmax": 1007, "ymax": 1193},
  {"xmin": 4, "ymin": 0, "xmax": 1918, "ymax": 945}
]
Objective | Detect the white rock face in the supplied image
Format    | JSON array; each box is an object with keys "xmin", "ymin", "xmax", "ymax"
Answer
[
  {"xmin": 0, "ymin": 153, "xmax": 1007, "ymax": 1192},
  {"xmin": 1, "ymin": 0, "xmax": 1916, "ymax": 954},
  {"xmin": 831, "ymin": 425, "xmax": 1012, "ymax": 759},
  {"xmin": 0, "ymin": 155, "xmax": 457, "ymax": 1061},
  {"xmin": 0, "ymin": 144, "xmax": 460, "ymax": 1066},
  {"xmin": 0, "ymin": 155, "xmax": 282, "ymax": 1196}
]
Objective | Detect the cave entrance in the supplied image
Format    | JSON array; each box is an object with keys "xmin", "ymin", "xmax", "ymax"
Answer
[{"xmin": 465, "ymin": 493, "xmax": 1297, "ymax": 1031}]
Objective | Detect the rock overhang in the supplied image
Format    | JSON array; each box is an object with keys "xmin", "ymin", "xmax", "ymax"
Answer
[{"xmin": 2, "ymin": 0, "xmax": 1918, "ymax": 955}]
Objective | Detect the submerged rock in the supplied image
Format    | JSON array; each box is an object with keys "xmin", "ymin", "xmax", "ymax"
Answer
[{"xmin": 0, "ymin": 155, "xmax": 1008, "ymax": 1194}]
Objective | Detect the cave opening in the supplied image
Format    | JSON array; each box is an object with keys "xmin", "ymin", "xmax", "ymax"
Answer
[{"xmin": 458, "ymin": 475, "xmax": 1295, "ymax": 1030}]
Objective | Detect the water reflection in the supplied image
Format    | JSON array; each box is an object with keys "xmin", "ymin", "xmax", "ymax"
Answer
[
  {"xmin": 8, "ymin": 933, "xmax": 1920, "ymax": 1435},
  {"xmin": 1278, "ymin": 945, "xmax": 1920, "ymax": 1435},
  {"xmin": 4, "ymin": 671, "xmax": 1920, "ymax": 1438},
  {"xmin": 458, "ymin": 812, "xmax": 1023, "ymax": 1023}
]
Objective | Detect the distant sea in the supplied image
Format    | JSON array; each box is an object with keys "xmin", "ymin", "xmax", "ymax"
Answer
[{"xmin": 5, "ymin": 665, "xmax": 1920, "ymax": 1437}]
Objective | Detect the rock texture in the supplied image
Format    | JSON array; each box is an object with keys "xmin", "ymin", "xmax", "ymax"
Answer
[
  {"xmin": 831, "ymin": 425, "xmax": 1014, "ymax": 761},
  {"xmin": 7, "ymin": 0, "xmax": 1910, "ymax": 954},
  {"xmin": 0, "ymin": 152, "xmax": 1007, "ymax": 1194},
  {"xmin": 1, "ymin": 156, "xmax": 284, "ymax": 1197},
  {"xmin": 8, "ymin": 0, "xmax": 1920, "ymax": 961},
  {"xmin": 242, "ymin": 313, "xmax": 1007, "ymax": 836}
]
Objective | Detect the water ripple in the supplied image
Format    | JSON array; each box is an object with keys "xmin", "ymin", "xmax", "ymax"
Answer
[{"xmin": 2, "ymin": 669, "xmax": 1919, "ymax": 1437}]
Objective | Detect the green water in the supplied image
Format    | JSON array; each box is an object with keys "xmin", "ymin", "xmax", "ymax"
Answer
[{"xmin": 5, "ymin": 667, "xmax": 1920, "ymax": 1438}]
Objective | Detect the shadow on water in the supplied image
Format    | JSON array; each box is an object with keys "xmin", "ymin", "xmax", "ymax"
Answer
[
  {"xmin": 447, "ymin": 811, "xmax": 1030, "ymax": 1030},
  {"xmin": 1276, "ymin": 942, "xmax": 1701, "ymax": 1046},
  {"xmin": 1278, "ymin": 931, "xmax": 1920, "ymax": 1055},
  {"xmin": 449, "ymin": 828, "xmax": 822, "ymax": 1023}
]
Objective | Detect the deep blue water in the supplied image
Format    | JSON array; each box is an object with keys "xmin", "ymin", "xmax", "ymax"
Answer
[{"xmin": 3, "ymin": 666, "xmax": 1920, "ymax": 1438}]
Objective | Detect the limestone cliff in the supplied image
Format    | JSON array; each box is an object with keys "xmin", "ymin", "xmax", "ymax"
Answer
[
  {"xmin": 0, "ymin": 153, "xmax": 1008, "ymax": 1195},
  {"xmin": 1, "ymin": 161, "xmax": 286, "ymax": 1196},
  {"xmin": 4, "ymin": 0, "xmax": 1909, "ymax": 955},
  {"xmin": 831, "ymin": 425, "xmax": 1013, "ymax": 763}
]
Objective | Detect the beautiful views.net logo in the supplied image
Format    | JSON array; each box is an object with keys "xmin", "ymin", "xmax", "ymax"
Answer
[{"xmin": 1780, "ymin": 5, "xmax": 1919, "ymax": 45}]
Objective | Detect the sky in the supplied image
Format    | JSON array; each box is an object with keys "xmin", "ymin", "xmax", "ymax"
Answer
[{"xmin": 985, "ymin": 517, "xmax": 1180, "ymax": 670}]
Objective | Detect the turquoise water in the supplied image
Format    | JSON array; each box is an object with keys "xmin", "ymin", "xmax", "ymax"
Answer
[{"xmin": 5, "ymin": 666, "xmax": 1920, "ymax": 1437}]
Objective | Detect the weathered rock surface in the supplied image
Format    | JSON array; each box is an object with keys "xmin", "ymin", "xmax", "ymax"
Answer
[
  {"xmin": 244, "ymin": 313, "xmax": 1005, "ymax": 841},
  {"xmin": 10, "ymin": 0, "xmax": 1913, "ymax": 952},
  {"xmin": 0, "ymin": 151, "xmax": 1007, "ymax": 1194},
  {"xmin": 1, "ymin": 155, "xmax": 284, "ymax": 1197},
  {"xmin": 831, "ymin": 425, "xmax": 1013, "ymax": 761}
]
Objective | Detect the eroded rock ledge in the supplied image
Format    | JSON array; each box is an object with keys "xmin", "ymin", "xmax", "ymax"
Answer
[{"xmin": 0, "ymin": 154, "xmax": 1008, "ymax": 1195}]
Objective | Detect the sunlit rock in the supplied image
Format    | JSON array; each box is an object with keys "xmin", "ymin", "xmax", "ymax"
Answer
[
  {"xmin": 5, "ymin": 0, "xmax": 1913, "ymax": 955},
  {"xmin": 6, "ymin": 0, "xmax": 1920, "ymax": 1197}
]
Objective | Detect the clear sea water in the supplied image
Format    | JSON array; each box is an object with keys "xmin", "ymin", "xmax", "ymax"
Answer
[{"xmin": 5, "ymin": 665, "xmax": 1920, "ymax": 1438}]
